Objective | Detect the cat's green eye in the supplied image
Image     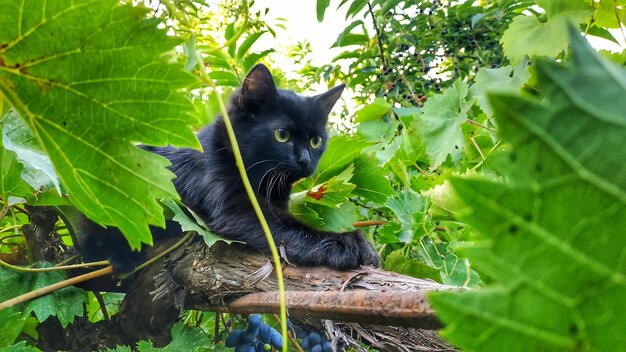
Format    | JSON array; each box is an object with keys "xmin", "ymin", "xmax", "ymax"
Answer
[
  {"xmin": 310, "ymin": 136, "xmax": 323, "ymax": 149},
  {"xmin": 274, "ymin": 129, "xmax": 290, "ymax": 143}
]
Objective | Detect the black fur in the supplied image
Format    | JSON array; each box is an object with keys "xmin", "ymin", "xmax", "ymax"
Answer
[{"xmin": 78, "ymin": 64, "xmax": 380, "ymax": 273}]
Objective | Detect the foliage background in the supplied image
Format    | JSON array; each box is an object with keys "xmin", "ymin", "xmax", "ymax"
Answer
[{"xmin": 1, "ymin": 0, "xmax": 625, "ymax": 350}]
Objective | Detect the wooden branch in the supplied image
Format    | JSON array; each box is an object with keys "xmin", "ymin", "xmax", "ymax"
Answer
[
  {"xmin": 352, "ymin": 220, "xmax": 387, "ymax": 227},
  {"xmin": 163, "ymin": 241, "xmax": 453, "ymax": 328},
  {"xmin": 37, "ymin": 238, "xmax": 458, "ymax": 350},
  {"xmin": 202, "ymin": 290, "xmax": 438, "ymax": 329}
]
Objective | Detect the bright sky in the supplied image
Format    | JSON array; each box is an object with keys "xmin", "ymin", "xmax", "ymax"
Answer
[{"xmin": 251, "ymin": 0, "xmax": 354, "ymax": 67}]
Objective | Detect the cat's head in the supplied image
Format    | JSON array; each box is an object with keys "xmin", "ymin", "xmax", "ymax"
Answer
[{"xmin": 225, "ymin": 64, "xmax": 344, "ymax": 197}]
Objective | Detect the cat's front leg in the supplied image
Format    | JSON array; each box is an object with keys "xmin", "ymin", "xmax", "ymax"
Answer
[{"xmin": 276, "ymin": 225, "xmax": 380, "ymax": 270}]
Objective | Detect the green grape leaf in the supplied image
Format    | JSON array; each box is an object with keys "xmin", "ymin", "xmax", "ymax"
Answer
[
  {"xmin": 376, "ymin": 221, "xmax": 401, "ymax": 245},
  {"xmin": 599, "ymin": 48, "xmax": 626, "ymax": 66},
  {"xmin": 161, "ymin": 198, "xmax": 223, "ymax": 246},
  {"xmin": 293, "ymin": 165, "xmax": 355, "ymax": 208},
  {"xmin": 136, "ymin": 322, "xmax": 210, "ymax": 352},
  {"xmin": 313, "ymin": 135, "xmax": 369, "ymax": 184},
  {"xmin": 350, "ymin": 155, "xmax": 394, "ymax": 204},
  {"xmin": 385, "ymin": 189, "xmax": 426, "ymax": 243},
  {"xmin": 354, "ymin": 97, "xmax": 390, "ymax": 123},
  {"xmin": 384, "ymin": 249, "xmax": 441, "ymax": 282},
  {"xmin": 0, "ymin": 341, "xmax": 38, "ymax": 352},
  {"xmin": 535, "ymin": 0, "xmax": 590, "ymax": 17},
  {"xmin": 418, "ymin": 79, "xmax": 470, "ymax": 169},
  {"xmin": 585, "ymin": 24, "xmax": 620, "ymax": 44},
  {"xmin": 394, "ymin": 121, "xmax": 427, "ymax": 166},
  {"xmin": 0, "ymin": 309, "xmax": 26, "ymax": 347},
  {"xmin": 0, "ymin": 266, "xmax": 86, "ymax": 328},
  {"xmin": 594, "ymin": 0, "xmax": 626, "ymax": 28},
  {"xmin": 470, "ymin": 60, "xmax": 530, "ymax": 117},
  {"xmin": 375, "ymin": 134, "xmax": 402, "ymax": 165},
  {"xmin": 309, "ymin": 201, "xmax": 357, "ymax": 232},
  {"xmin": 86, "ymin": 292, "xmax": 124, "ymax": 323},
  {"xmin": 357, "ymin": 120, "xmax": 397, "ymax": 144},
  {"xmin": 429, "ymin": 28, "xmax": 626, "ymax": 351},
  {"xmin": 418, "ymin": 237, "xmax": 481, "ymax": 287},
  {"xmin": 0, "ymin": 1, "xmax": 200, "ymax": 248},
  {"xmin": 422, "ymin": 180, "xmax": 464, "ymax": 219},
  {"xmin": 289, "ymin": 202, "xmax": 324, "ymax": 229},
  {"xmin": 501, "ymin": 1, "xmax": 591, "ymax": 64}
]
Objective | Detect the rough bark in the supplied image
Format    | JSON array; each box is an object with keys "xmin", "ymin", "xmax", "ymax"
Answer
[{"xmin": 164, "ymin": 240, "xmax": 450, "ymax": 329}]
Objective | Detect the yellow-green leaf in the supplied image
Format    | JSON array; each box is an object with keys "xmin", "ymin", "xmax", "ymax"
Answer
[{"xmin": 0, "ymin": 1, "xmax": 200, "ymax": 248}]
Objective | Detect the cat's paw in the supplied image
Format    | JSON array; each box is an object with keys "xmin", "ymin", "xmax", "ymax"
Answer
[
  {"xmin": 347, "ymin": 230, "xmax": 381, "ymax": 268},
  {"xmin": 328, "ymin": 230, "xmax": 380, "ymax": 270}
]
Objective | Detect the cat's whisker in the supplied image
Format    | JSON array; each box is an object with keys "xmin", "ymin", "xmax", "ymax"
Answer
[
  {"xmin": 210, "ymin": 147, "xmax": 228, "ymax": 155},
  {"xmin": 245, "ymin": 159, "xmax": 280, "ymax": 172},
  {"xmin": 266, "ymin": 169, "xmax": 283, "ymax": 220},
  {"xmin": 278, "ymin": 170, "xmax": 289, "ymax": 198},
  {"xmin": 257, "ymin": 166, "xmax": 278, "ymax": 198}
]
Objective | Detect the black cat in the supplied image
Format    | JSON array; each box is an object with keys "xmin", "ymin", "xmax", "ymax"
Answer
[{"xmin": 78, "ymin": 64, "xmax": 380, "ymax": 273}]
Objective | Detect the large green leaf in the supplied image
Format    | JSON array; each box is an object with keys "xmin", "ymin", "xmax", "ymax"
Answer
[
  {"xmin": 429, "ymin": 28, "xmax": 626, "ymax": 351},
  {"xmin": 501, "ymin": 0, "xmax": 591, "ymax": 64},
  {"xmin": 418, "ymin": 79, "xmax": 470, "ymax": 169},
  {"xmin": 0, "ymin": 1, "xmax": 200, "ymax": 248}
]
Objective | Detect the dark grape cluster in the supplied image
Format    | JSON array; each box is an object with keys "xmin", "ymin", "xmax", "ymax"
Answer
[
  {"xmin": 224, "ymin": 314, "xmax": 283, "ymax": 352},
  {"xmin": 289, "ymin": 322, "xmax": 345, "ymax": 352},
  {"xmin": 299, "ymin": 331, "xmax": 333, "ymax": 352}
]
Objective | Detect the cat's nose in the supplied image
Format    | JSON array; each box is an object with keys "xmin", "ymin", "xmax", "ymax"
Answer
[{"xmin": 297, "ymin": 152, "xmax": 310, "ymax": 168}]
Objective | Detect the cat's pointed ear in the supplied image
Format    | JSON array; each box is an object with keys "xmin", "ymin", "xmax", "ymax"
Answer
[
  {"xmin": 238, "ymin": 64, "xmax": 277, "ymax": 111},
  {"xmin": 313, "ymin": 84, "xmax": 345, "ymax": 117}
]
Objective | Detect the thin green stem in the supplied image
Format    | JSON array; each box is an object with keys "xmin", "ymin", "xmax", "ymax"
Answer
[
  {"xmin": 0, "ymin": 258, "xmax": 109, "ymax": 273},
  {"xmin": 583, "ymin": 0, "xmax": 601, "ymax": 37},
  {"xmin": 194, "ymin": 51, "xmax": 289, "ymax": 352},
  {"xmin": 0, "ymin": 225, "xmax": 21, "ymax": 233},
  {"xmin": 119, "ymin": 231, "xmax": 196, "ymax": 279}
]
